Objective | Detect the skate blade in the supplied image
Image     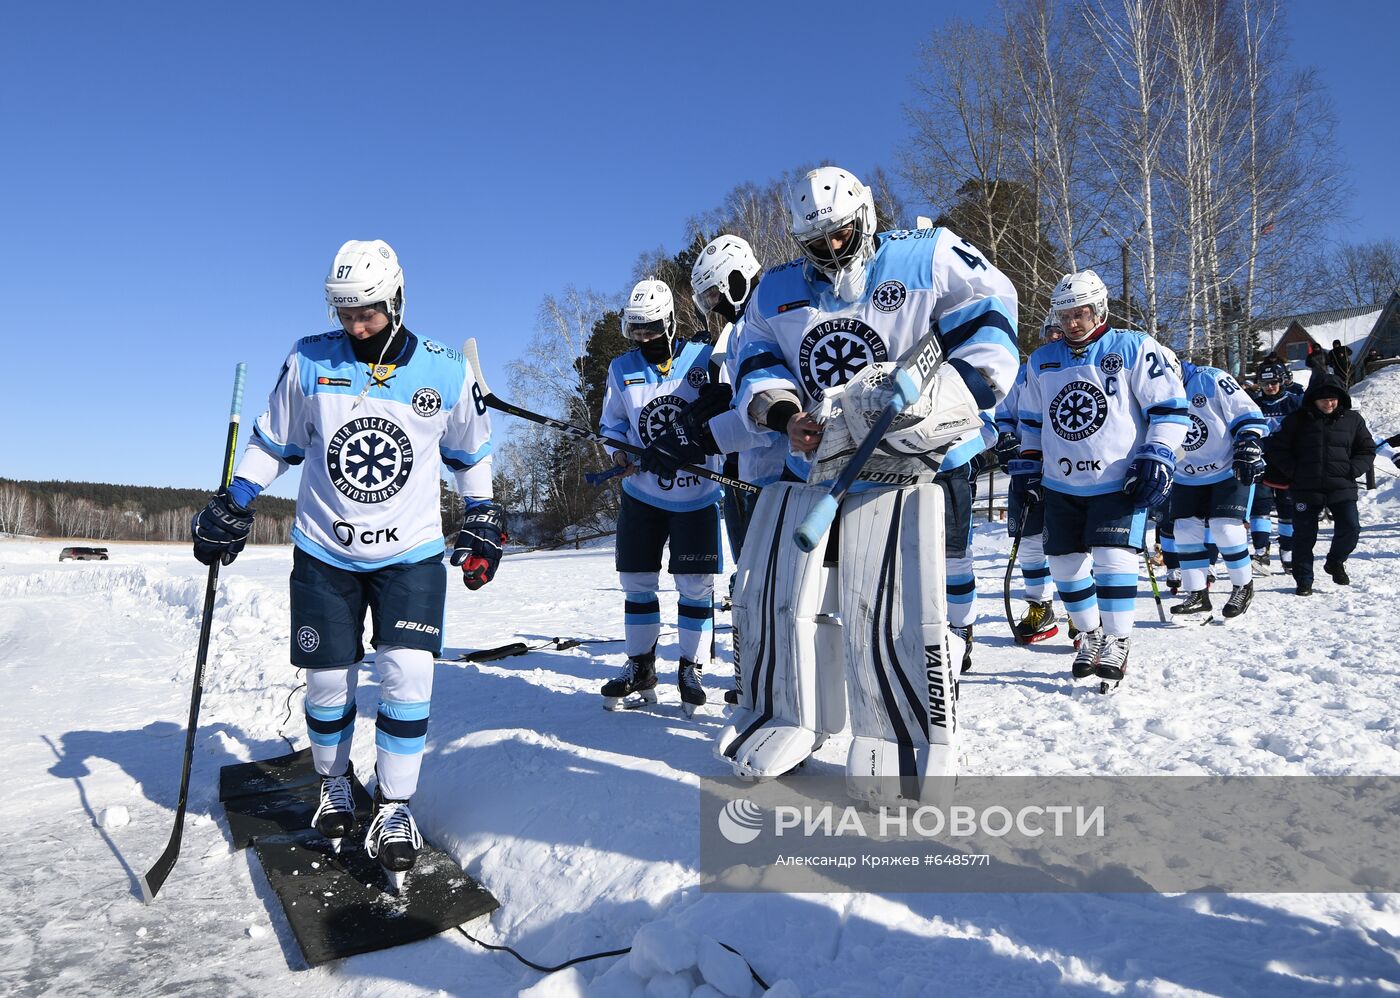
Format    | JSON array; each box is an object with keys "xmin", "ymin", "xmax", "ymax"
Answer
[
  {"xmin": 384, "ymin": 869, "xmax": 408, "ymax": 894},
  {"xmin": 1098, "ymin": 680, "xmax": 1122, "ymax": 695},
  {"xmin": 327, "ymin": 835, "xmax": 344, "ymax": 855},
  {"xmin": 604, "ymin": 689, "xmax": 658, "ymax": 711},
  {"xmin": 682, "ymin": 702, "xmax": 702, "ymax": 718},
  {"xmin": 1019, "ymin": 626, "xmax": 1060, "ymax": 645}
]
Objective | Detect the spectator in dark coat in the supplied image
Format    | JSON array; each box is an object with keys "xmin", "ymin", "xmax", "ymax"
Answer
[
  {"xmin": 1262, "ymin": 373, "xmax": 1376, "ymax": 594},
  {"xmin": 1327, "ymin": 339, "xmax": 1354, "ymax": 385},
  {"xmin": 1306, "ymin": 341, "xmax": 1329, "ymax": 378}
]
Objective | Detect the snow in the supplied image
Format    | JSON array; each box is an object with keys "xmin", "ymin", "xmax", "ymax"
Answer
[{"xmin": 7, "ymin": 392, "xmax": 1400, "ymax": 994}]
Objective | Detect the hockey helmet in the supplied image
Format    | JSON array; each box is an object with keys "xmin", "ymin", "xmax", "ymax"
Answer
[
  {"xmin": 691, "ymin": 235, "xmax": 762, "ymax": 323},
  {"xmin": 788, "ymin": 166, "xmax": 877, "ymax": 303},
  {"xmin": 325, "ymin": 239, "xmax": 405, "ymax": 333}
]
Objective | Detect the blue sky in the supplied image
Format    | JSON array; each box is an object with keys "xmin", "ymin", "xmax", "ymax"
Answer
[{"xmin": 3, "ymin": 1, "xmax": 1395, "ymax": 494}]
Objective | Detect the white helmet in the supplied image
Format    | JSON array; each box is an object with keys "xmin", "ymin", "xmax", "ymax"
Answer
[
  {"xmin": 325, "ymin": 239, "xmax": 405, "ymax": 333},
  {"xmin": 622, "ymin": 279, "xmax": 675, "ymax": 344},
  {"xmin": 787, "ymin": 166, "xmax": 877, "ymax": 302},
  {"xmin": 1050, "ymin": 269, "xmax": 1109, "ymax": 342},
  {"xmin": 691, "ymin": 235, "xmax": 761, "ymax": 321},
  {"xmin": 1041, "ymin": 314, "xmax": 1063, "ymax": 342}
]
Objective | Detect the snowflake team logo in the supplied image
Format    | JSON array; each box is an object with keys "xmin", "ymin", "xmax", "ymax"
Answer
[
  {"xmin": 686, "ymin": 367, "xmax": 709, "ymax": 390},
  {"xmin": 638, "ymin": 395, "xmax": 686, "ymax": 445},
  {"xmin": 326, "ymin": 416, "xmax": 415, "ymax": 503},
  {"xmin": 297, "ymin": 626, "xmax": 320, "ymax": 653},
  {"xmin": 411, "ymin": 387, "xmax": 442, "ymax": 417},
  {"xmin": 1100, "ymin": 353, "xmax": 1124, "ymax": 375},
  {"xmin": 871, "ymin": 280, "xmax": 906, "ymax": 312},
  {"xmin": 1192, "ymin": 394, "xmax": 1208, "ymax": 408},
  {"xmin": 797, "ymin": 318, "xmax": 888, "ymax": 401},
  {"xmin": 1049, "ymin": 381, "xmax": 1109, "ymax": 442},
  {"xmin": 1183, "ymin": 414, "xmax": 1209, "ymax": 451}
]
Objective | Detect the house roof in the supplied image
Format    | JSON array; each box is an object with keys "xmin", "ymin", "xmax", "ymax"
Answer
[{"xmin": 1258, "ymin": 302, "xmax": 1385, "ymax": 355}]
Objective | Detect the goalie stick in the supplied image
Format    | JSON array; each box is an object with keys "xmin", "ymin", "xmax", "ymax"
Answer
[
  {"xmin": 462, "ymin": 339, "xmax": 759, "ymax": 495},
  {"xmin": 793, "ymin": 329, "xmax": 946, "ymax": 552}
]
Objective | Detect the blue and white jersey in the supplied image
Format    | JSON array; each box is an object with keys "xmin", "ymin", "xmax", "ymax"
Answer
[
  {"xmin": 600, "ymin": 340, "xmax": 723, "ymax": 512},
  {"xmin": 1255, "ymin": 387, "xmax": 1303, "ymax": 434},
  {"xmin": 994, "ymin": 361, "xmax": 1030, "ymax": 439},
  {"xmin": 707, "ymin": 316, "xmax": 786, "ymax": 487},
  {"xmin": 234, "ymin": 330, "xmax": 493, "ymax": 571},
  {"xmin": 1018, "ymin": 330, "xmax": 1189, "ymax": 496},
  {"xmin": 732, "ymin": 227, "xmax": 1019, "ymax": 480},
  {"xmin": 1176, "ymin": 365, "xmax": 1267, "ymax": 485}
]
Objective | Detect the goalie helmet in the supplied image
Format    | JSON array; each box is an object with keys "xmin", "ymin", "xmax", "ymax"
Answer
[
  {"xmin": 1050, "ymin": 269, "xmax": 1109, "ymax": 343},
  {"xmin": 691, "ymin": 235, "xmax": 761, "ymax": 323},
  {"xmin": 325, "ymin": 239, "xmax": 405, "ymax": 333},
  {"xmin": 788, "ymin": 166, "xmax": 877, "ymax": 303},
  {"xmin": 622, "ymin": 279, "xmax": 675, "ymax": 344}
]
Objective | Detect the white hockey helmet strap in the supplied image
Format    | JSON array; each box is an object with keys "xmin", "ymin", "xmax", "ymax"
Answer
[
  {"xmin": 622, "ymin": 278, "xmax": 676, "ymax": 342},
  {"xmin": 325, "ymin": 239, "xmax": 405, "ymax": 333},
  {"xmin": 691, "ymin": 235, "xmax": 762, "ymax": 317},
  {"xmin": 788, "ymin": 166, "xmax": 877, "ymax": 301}
]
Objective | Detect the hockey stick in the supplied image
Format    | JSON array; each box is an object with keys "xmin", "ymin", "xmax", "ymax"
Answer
[
  {"xmin": 140, "ymin": 362, "xmax": 247, "ymax": 903},
  {"xmin": 1003, "ymin": 499, "xmax": 1032, "ymax": 640},
  {"xmin": 793, "ymin": 331, "xmax": 945, "ymax": 552},
  {"xmin": 585, "ymin": 465, "xmax": 626, "ymax": 487},
  {"xmin": 463, "ymin": 339, "xmax": 759, "ymax": 496},
  {"xmin": 1143, "ymin": 549, "xmax": 1167, "ymax": 623}
]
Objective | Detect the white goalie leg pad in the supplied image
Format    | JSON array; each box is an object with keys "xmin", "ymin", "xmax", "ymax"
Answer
[
  {"xmin": 839, "ymin": 483, "xmax": 957, "ymax": 807},
  {"xmin": 716, "ymin": 483, "xmax": 836, "ymax": 780}
]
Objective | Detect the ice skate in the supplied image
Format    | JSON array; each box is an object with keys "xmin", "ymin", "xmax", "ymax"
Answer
[
  {"xmin": 1013, "ymin": 600, "xmax": 1059, "ymax": 645},
  {"xmin": 1251, "ymin": 551, "xmax": 1271, "ymax": 575},
  {"xmin": 1171, "ymin": 589, "xmax": 1212, "ymax": 616},
  {"xmin": 310, "ymin": 773, "xmax": 355, "ymax": 853},
  {"xmin": 1165, "ymin": 567, "xmax": 1182, "ymax": 594},
  {"xmin": 602, "ymin": 650, "xmax": 658, "ymax": 711},
  {"xmin": 951, "ymin": 624, "xmax": 974, "ymax": 674},
  {"xmin": 1095, "ymin": 635, "xmax": 1130, "ymax": 694},
  {"xmin": 364, "ymin": 789, "xmax": 422, "ymax": 893},
  {"xmin": 677, "ymin": 657, "xmax": 706, "ymax": 717},
  {"xmin": 1222, "ymin": 581, "xmax": 1254, "ymax": 619},
  {"xmin": 1071, "ymin": 626, "xmax": 1105, "ymax": 680}
]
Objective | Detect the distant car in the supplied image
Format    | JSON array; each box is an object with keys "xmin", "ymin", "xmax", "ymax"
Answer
[{"xmin": 59, "ymin": 546, "xmax": 109, "ymax": 562}]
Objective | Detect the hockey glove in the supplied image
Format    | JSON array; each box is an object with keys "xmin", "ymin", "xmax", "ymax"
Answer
[
  {"xmin": 994, "ymin": 430, "xmax": 1020, "ymax": 472},
  {"xmin": 639, "ymin": 418, "xmax": 719, "ymax": 477},
  {"xmin": 451, "ymin": 499, "xmax": 507, "ymax": 590},
  {"xmin": 191, "ymin": 490, "xmax": 254, "ymax": 566},
  {"xmin": 1009, "ymin": 455, "xmax": 1044, "ymax": 507},
  {"xmin": 1232, "ymin": 435, "xmax": 1266, "ymax": 484},
  {"xmin": 1123, "ymin": 443, "xmax": 1175, "ymax": 510}
]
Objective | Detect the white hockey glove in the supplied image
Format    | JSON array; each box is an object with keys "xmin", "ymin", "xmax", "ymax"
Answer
[{"xmin": 841, "ymin": 362, "xmax": 984, "ymax": 457}]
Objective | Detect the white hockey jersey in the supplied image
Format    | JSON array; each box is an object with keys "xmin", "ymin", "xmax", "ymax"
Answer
[
  {"xmin": 1176, "ymin": 364, "xmax": 1268, "ymax": 485},
  {"xmin": 1018, "ymin": 330, "xmax": 1189, "ymax": 496},
  {"xmin": 732, "ymin": 227, "xmax": 1020, "ymax": 480},
  {"xmin": 707, "ymin": 316, "xmax": 786, "ymax": 487},
  {"xmin": 234, "ymin": 330, "xmax": 493, "ymax": 571},
  {"xmin": 600, "ymin": 340, "xmax": 723, "ymax": 512}
]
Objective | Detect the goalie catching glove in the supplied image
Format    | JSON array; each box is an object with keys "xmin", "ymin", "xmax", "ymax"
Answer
[{"xmin": 451, "ymin": 499, "xmax": 507, "ymax": 590}]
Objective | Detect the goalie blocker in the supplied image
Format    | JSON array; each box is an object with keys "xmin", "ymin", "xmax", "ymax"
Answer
[{"xmin": 717, "ymin": 480, "xmax": 956, "ymax": 807}]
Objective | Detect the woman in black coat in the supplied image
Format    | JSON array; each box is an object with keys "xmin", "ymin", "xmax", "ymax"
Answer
[{"xmin": 1262, "ymin": 374, "xmax": 1376, "ymax": 595}]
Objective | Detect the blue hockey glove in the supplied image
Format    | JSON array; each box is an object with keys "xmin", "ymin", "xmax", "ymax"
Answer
[
  {"xmin": 993, "ymin": 430, "xmax": 1020, "ymax": 472},
  {"xmin": 1123, "ymin": 443, "xmax": 1175, "ymax": 510},
  {"xmin": 191, "ymin": 490, "xmax": 254, "ymax": 566},
  {"xmin": 1009, "ymin": 455, "xmax": 1043, "ymax": 506},
  {"xmin": 451, "ymin": 499, "xmax": 507, "ymax": 590},
  {"xmin": 1232, "ymin": 435, "xmax": 1266, "ymax": 484}
]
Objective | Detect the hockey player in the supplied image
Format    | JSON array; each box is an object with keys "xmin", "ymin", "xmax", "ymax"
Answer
[
  {"xmin": 717, "ymin": 165, "xmax": 1018, "ymax": 804},
  {"xmin": 1166, "ymin": 358, "xmax": 1269, "ymax": 619},
  {"xmin": 1248, "ymin": 359, "xmax": 1303, "ymax": 574},
  {"xmin": 1014, "ymin": 270, "xmax": 1188, "ymax": 692},
  {"xmin": 190, "ymin": 240, "xmax": 503, "ymax": 882},
  {"xmin": 995, "ymin": 316, "xmax": 1063, "ymax": 644},
  {"xmin": 639, "ymin": 235, "xmax": 785, "ymax": 705},
  {"xmin": 600, "ymin": 279, "xmax": 722, "ymax": 716}
]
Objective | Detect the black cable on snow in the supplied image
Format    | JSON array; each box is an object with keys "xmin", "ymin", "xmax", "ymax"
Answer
[{"xmin": 455, "ymin": 927, "xmax": 769, "ymax": 989}]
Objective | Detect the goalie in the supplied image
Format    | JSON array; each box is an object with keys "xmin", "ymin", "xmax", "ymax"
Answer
[{"xmin": 717, "ymin": 166, "xmax": 1019, "ymax": 805}]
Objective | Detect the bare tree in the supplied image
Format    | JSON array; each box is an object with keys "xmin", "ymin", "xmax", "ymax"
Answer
[{"xmin": 1321, "ymin": 239, "xmax": 1400, "ymax": 308}]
